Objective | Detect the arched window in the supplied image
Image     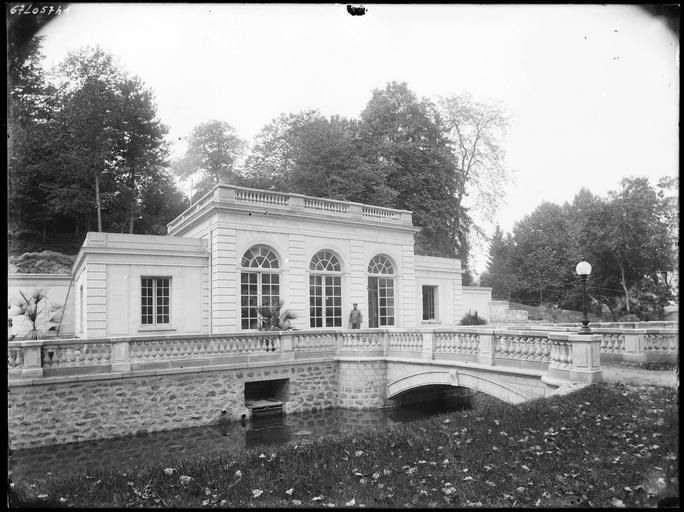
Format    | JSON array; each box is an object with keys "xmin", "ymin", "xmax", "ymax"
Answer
[
  {"xmin": 367, "ymin": 254, "xmax": 395, "ymax": 328},
  {"xmin": 241, "ymin": 245, "xmax": 280, "ymax": 329},
  {"xmin": 309, "ymin": 250, "xmax": 342, "ymax": 328}
]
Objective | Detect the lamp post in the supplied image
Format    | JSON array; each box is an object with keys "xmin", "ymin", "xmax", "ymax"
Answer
[{"xmin": 575, "ymin": 261, "xmax": 592, "ymax": 333}]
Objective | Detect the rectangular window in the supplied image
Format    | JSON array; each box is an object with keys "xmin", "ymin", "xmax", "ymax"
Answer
[
  {"xmin": 141, "ymin": 277, "xmax": 170, "ymax": 325},
  {"xmin": 422, "ymin": 285, "xmax": 437, "ymax": 321}
]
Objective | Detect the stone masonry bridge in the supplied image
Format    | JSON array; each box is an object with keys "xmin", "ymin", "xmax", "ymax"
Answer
[{"xmin": 7, "ymin": 325, "xmax": 677, "ymax": 449}]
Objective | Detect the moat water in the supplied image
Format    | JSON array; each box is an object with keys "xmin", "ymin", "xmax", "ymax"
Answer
[{"xmin": 10, "ymin": 393, "xmax": 498, "ymax": 484}]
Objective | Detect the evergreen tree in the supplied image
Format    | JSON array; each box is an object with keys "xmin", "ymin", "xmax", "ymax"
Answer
[{"xmin": 480, "ymin": 225, "xmax": 516, "ymax": 300}]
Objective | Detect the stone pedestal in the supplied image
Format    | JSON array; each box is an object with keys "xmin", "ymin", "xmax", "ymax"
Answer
[
  {"xmin": 477, "ymin": 329, "xmax": 496, "ymax": 365},
  {"xmin": 21, "ymin": 341, "xmax": 44, "ymax": 378},
  {"xmin": 110, "ymin": 339, "xmax": 131, "ymax": 372}
]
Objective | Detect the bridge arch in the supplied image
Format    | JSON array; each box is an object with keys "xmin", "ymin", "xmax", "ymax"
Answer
[{"xmin": 386, "ymin": 370, "xmax": 529, "ymax": 405}]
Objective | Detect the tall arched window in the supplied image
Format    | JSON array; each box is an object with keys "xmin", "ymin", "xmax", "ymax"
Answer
[
  {"xmin": 241, "ymin": 245, "xmax": 280, "ymax": 329},
  {"xmin": 309, "ymin": 250, "xmax": 342, "ymax": 328},
  {"xmin": 368, "ymin": 254, "xmax": 395, "ymax": 328}
]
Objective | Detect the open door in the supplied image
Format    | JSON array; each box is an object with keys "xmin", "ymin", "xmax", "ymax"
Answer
[{"xmin": 368, "ymin": 276, "xmax": 379, "ymax": 328}]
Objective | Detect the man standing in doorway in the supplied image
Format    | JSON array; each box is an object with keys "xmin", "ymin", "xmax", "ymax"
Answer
[{"xmin": 349, "ymin": 303, "xmax": 362, "ymax": 329}]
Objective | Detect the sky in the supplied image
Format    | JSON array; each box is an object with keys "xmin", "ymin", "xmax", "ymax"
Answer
[{"xmin": 34, "ymin": 3, "xmax": 679, "ymax": 274}]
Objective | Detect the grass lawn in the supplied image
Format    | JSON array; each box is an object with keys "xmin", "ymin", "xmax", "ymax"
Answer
[
  {"xmin": 9, "ymin": 383, "xmax": 678, "ymax": 508},
  {"xmin": 508, "ymin": 301, "xmax": 602, "ymax": 324}
]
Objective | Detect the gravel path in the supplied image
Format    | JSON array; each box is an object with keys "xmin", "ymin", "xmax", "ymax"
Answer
[{"xmin": 600, "ymin": 361, "xmax": 678, "ymax": 388}]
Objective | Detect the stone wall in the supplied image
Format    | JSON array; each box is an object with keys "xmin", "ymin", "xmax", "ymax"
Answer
[
  {"xmin": 8, "ymin": 361, "xmax": 338, "ymax": 451},
  {"xmin": 285, "ymin": 362, "xmax": 338, "ymax": 414},
  {"xmin": 337, "ymin": 360, "xmax": 387, "ymax": 408}
]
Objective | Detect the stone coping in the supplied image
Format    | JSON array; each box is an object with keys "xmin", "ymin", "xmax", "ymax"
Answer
[
  {"xmin": 10, "ymin": 352, "xmax": 555, "ymax": 388},
  {"xmin": 10, "ymin": 327, "xmax": 676, "ymax": 349},
  {"xmin": 8, "ymin": 356, "xmax": 334, "ymax": 387}
]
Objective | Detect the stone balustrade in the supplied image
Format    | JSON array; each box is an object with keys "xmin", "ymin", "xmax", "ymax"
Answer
[
  {"xmin": 388, "ymin": 331, "xmax": 424, "ymax": 352},
  {"xmin": 434, "ymin": 331, "xmax": 480, "ymax": 356},
  {"xmin": 5, "ymin": 326, "xmax": 613, "ymax": 384},
  {"xmin": 167, "ymin": 184, "xmax": 414, "ymax": 233},
  {"xmin": 42, "ymin": 340, "xmax": 113, "ymax": 368},
  {"xmin": 9, "ymin": 325, "xmax": 675, "ymax": 382},
  {"xmin": 128, "ymin": 334, "xmax": 280, "ymax": 362},
  {"xmin": 500, "ymin": 324, "xmax": 677, "ymax": 364}
]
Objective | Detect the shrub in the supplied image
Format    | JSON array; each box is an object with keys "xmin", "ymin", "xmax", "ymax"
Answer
[
  {"xmin": 460, "ymin": 310, "xmax": 487, "ymax": 325},
  {"xmin": 10, "ymin": 289, "xmax": 62, "ymax": 340},
  {"xmin": 256, "ymin": 302, "xmax": 297, "ymax": 331}
]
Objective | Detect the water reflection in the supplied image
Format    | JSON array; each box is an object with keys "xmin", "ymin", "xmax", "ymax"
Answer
[{"xmin": 11, "ymin": 394, "xmax": 488, "ymax": 484}]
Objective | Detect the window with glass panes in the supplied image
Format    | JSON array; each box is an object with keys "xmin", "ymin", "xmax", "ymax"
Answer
[
  {"xmin": 368, "ymin": 255, "xmax": 395, "ymax": 328},
  {"xmin": 309, "ymin": 250, "xmax": 342, "ymax": 328},
  {"xmin": 141, "ymin": 277, "xmax": 170, "ymax": 325},
  {"xmin": 240, "ymin": 246, "xmax": 280, "ymax": 329},
  {"xmin": 422, "ymin": 285, "xmax": 437, "ymax": 320}
]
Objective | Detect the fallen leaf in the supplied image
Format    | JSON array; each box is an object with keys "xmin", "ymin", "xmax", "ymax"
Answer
[
  {"xmin": 252, "ymin": 489, "xmax": 263, "ymax": 498},
  {"xmin": 345, "ymin": 498, "xmax": 356, "ymax": 506},
  {"xmin": 286, "ymin": 488, "xmax": 294, "ymax": 496},
  {"xmin": 312, "ymin": 495, "xmax": 324, "ymax": 501},
  {"xmin": 611, "ymin": 498, "xmax": 626, "ymax": 508}
]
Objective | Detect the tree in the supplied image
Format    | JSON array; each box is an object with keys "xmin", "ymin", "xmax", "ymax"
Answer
[
  {"xmin": 52, "ymin": 47, "xmax": 127, "ymax": 232},
  {"xmin": 438, "ymin": 93, "xmax": 512, "ymax": 236},
  {"xmin": 511, "ymin": 202, "xmax": 578, "ymax": 306},
  {"xmin": 174, "ymin": 120, "xmax": 247, "ymax": 202},
  {"xmin": 575, "ymin": 178, "xmax": 675, "ymax": 314},
  {"xmin": 242, "ymin": 111, "xmax": 397, "ymax": 206},
  {"xmin": 7, "ymin": 35, "xmax": 57, "ymax": 238},
  {"xmin": 359, "ymin": 82, "xmax": 463, "ymax": 258},
  {"xmin": 135, "ymin": 171, "xmax": 189, "ymax": 235},
  {"xmin": 111, "ymin": 76, "xmax": 170, "ymax": 233},
  {"xmin": 480, "ymin": 225, "xmax": 517, "ymax": 300}
]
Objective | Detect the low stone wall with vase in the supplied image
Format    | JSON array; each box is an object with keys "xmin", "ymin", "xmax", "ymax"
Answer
[{"xmin": 489, "ymin": 300, "xmax": 529, "ymax": 323}]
